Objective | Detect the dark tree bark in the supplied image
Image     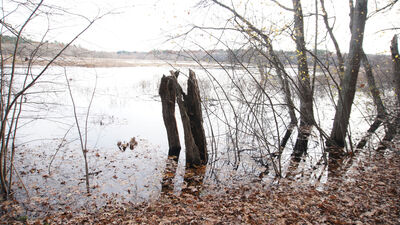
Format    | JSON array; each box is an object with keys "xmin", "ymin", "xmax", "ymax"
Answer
[
  {"xmin": 184, "ymin": 69, "xmax": 208, "ymax": 164},
  {"xmin": 292, "ymin": 0, "xmax": 314, "ymax": 161},
  {"xmin": 159, "ymin": 74, "xmax": 181, "ymax": 161},
  {"xmin": 174, "ymin": 75, "xmax": 202, "ymax": 167},
  {"xmin": 277, "ymin": 72, "xmax": 298, "ymax": 150},
  {"xmin": 379, "ymin": 35, "xmax": 400, "ymax": 148},
  {"xmin": 361, "ymin": 51, "xmax": 386, "ymax": 117},
  {"xmin": 160, "ymin": 70, "xmax": 208, "ymax": 194},
  {"xmin": 329, "ymin": 0, "xmax": 368, "ymax": 154},
  {"xmin": 391, "ymin": 35, "xmax": 400, "ymax": 108},
  {"xmin": 160, "ymin": 70, "xmax": 207, "ymax": 167},
  {"xmin": 356, "ymin": 50, "xmax": 387, "ymax": 149}
]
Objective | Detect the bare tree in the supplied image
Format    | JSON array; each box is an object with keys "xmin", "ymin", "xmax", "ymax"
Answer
[
  {"xmin": 380, "ymin": 34, "xmax": 400, "ymax": 145},
  {"xmin": 207, "ymin": 0, "xmax": 300, "ymax": 171},
  {"xmin": 64, "ymin": 69, "xmax": 97, "ymax": 193},
  {"xmin": 291, "ymin": 0, "xmax": 315, "ymax": 161},
  {"xmin": 356, "ymin": 50, "xmax": 388, "ymax": 149},
  {"xmin": 328, "ymin": 0, "xmax": 368, "ymax": 157},
  {"xmin": 0, "ymin": 0, "xmax": 103, "ymax": 197},
  {"xmin": 183, "ymin": 0, "xmax": 397, "ymax": 179},
  {"xmin": 390, "ymin": 35, "xmax": 400, "ymax": 108}
]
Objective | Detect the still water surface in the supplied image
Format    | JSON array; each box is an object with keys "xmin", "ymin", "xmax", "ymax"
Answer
[{"xmin": 11, "ymin": 63, "xmax": 375, "ymax": 214}]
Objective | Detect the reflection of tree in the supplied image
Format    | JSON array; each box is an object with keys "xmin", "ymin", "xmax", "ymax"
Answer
[
  {"xmin": 161, "ymin": 156, "xmax": 179, "ymax": 194},
  {"xmin": 161, "ymin": 158, "xmax": 206, "ymax": 197},
  {"xmin": 182, "ymin": 165, "xmax": 206, "ymax": 196}
]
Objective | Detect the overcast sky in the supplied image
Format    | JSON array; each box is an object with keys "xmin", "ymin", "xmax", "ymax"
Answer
[
  {"xmin": 4, "ymin": 0, "xmax": 399, "ymax": 54},
  {"xmin": 58, "ymin": 0, "xmax": 205, "ymax": 52}
]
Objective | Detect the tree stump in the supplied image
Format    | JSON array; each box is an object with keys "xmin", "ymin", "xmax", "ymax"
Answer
[
  {"xmin": 159, "ymin": 70, "xmax": 208, "ymax": 167},
  {"xmin": 184, "ymin": 69, "xmax": 208, "ymax": 164},
  {"xmin": 172, "ymin": 70, "xmax": 201, "ymax": 167},
  {"xmin": 159, "ymin": 74, "xmax": 181, "ymax": 161}
]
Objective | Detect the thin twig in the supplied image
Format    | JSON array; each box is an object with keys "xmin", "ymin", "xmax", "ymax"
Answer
[
  {"xmin": 48, "ymin": 124, "xmax": 74, "ymax": 175},
  {"xmin": 84, "ymin": 73, "xmax": 97, "ymax": 151},
  {"xmin": 10, "ymin": 160, "xmax": 30, "ymax": 201},
  {"xmin": 64, "ymin": 68, "xmax": 90, "ymax": 193}
]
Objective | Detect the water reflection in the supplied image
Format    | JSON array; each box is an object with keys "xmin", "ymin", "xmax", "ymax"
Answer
[
  {"xmin": 10, "ymin": 64, "xmax": 376, "ymax": 216},
  {"xmin": 161, "ymin": 156, "xmax": 206, "ymax": 197},
  {"xmin": 182, "ymin": 166, "xmax": 206, "ymax": 196},
  {"xmin": 161, "ymin": 157, "xmax": 179, "ymax": 194}
]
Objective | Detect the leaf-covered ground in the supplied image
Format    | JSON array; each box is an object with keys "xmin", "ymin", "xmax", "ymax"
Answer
[{"xmin": 1, "ymin": 151, "xmax": 399, "ymax": 224}]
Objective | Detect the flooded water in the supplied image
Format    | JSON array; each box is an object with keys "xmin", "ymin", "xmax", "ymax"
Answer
[
  {"xmin": 18, "ymin": 66, "xmax": 170, "ymax": 149},
  {"xmin": 9, "ymin": 62, "xmax": 379, "ymax": 215},
  {"xmin": 12, "ymin": 64, "xmax": 257, "ymax": 215}
]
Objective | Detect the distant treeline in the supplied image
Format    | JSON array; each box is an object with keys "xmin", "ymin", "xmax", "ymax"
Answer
[
  {"xmin": 0, "ymin": 34, "xmax": 391, "ymax": 69},
  {"xmin": 117, "ymin": 48, "xmax": 392, "ymax": 69}
]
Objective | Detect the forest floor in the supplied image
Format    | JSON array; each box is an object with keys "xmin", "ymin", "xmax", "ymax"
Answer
[{"xmin": 1, "ymin": 148, "xmax": 399, "ymax": 224}]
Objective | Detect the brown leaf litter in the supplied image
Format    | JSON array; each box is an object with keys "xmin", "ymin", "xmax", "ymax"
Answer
[{"xmin": 1, "ymin": 152, "xmax": 399, "ymax": 224}]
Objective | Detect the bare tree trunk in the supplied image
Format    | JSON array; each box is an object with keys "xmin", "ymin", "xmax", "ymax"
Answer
[
  {"xmin": 390, "ymin": 35, "xmax": 400, "ymax": 109},
  {"xmin": 261, "ymin": 45, "xmax": 298, "ymax": 129},
  {"xmin": 0, "ymin": 0, "xmax": 102, "ymax": 197},
  {"xmin": 257, "ymin": 47, "xmax": 298, "ymax": 149},
  {"xmin": 292, "ymin": 0, "xmax": 314, "ymax": 161},
  {"xmin": 379, "ymin": 35, "xmax": 400, "ymax": 147},
  {"xmin": 184, "ymin": 69, "xmax": 208, "ymax": 164},
  {"xmin": 329, "ymin": 0, "xmax": 368, "ymax": 155},
  {"xmin": 276, "ymin": 64, "xmax": 298, "ymax": 150},
  {"xmin": 159, "ymin": 74, "xmax": 181, "ymax": 161},
  {"xmin": 356, "ymin": 50, "xmax": 387, "ymax": 149}
]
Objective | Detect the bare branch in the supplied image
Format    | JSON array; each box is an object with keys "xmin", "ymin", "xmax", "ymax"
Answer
[
  {"xmin": 320, "ymin": 0, "xmax": 344, "ymax": 75},
  {"xmin": 376, "ymin": 27, "xmax": 400, "ymax": 33},
  {"xmin": 270, "ymin": 0, "xmax": 295, "ymax": 12},
  {"xmin": 368, "ymin": 0, "xmax": 398, "ymax": 18}
]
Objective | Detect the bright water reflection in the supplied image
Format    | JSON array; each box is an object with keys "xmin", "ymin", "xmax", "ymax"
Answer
[{"xmin": 10, "ymin": 63, "xmax": 376, "ymax": 215}]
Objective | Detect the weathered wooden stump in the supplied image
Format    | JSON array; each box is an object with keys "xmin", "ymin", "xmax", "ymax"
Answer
[
  {"xmin": 185, "ymin": 69, "xmax": 208, "ymax": 164},
  {"xmin": 159, "ymin": 73, "xmax": 181, "ymax": 161},
  {"xmin": 159, "ymin": 69, "xmax": 208, "ymax": 167}
]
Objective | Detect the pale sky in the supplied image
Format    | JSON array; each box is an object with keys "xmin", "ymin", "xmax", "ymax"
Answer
[{"xmin": 3, "ymin": 0, "xmax": 400, "ymax": 54}]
